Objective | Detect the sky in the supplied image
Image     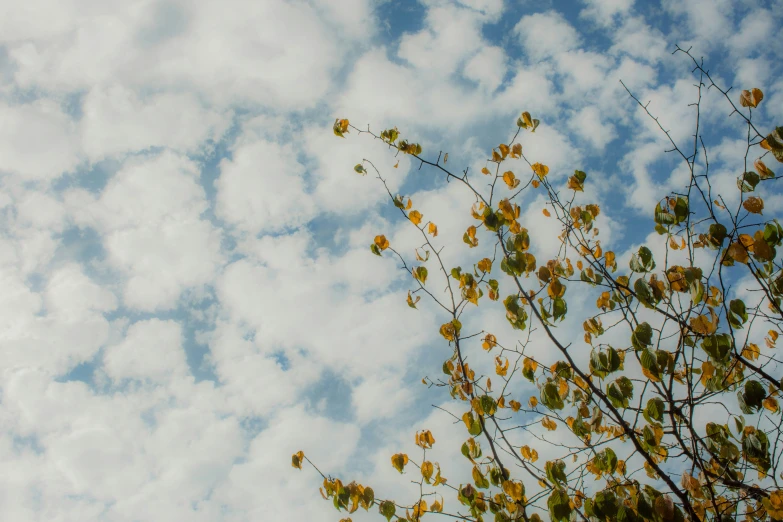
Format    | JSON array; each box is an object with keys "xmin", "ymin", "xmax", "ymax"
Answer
[{"xmin": 1, "ymin": 0, "xmax": 782, "ymax": 520}]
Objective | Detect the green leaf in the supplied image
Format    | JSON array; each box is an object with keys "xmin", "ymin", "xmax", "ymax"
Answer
[
  {"xmin": 644, "ymin": 398, "xmax": 664, "ymax": 423},
  {"xmin": 370, "ymin": 244, "xmax": 382, "ymax": 256},
  {"xmin": 630, "ymin": 246, "xmax": 655, "ymax": 273},
  {"xmin": 738, "ymin": 171, "xmax": 760, "ymax": 192},
  {"xmin": 480, "ymin": 395, "xmax": 498, "ymax": 416},
  {"xmin": 545, "ymin": 460, "xmax": 567, "ymax": 485},
  {"xmin": 708, "ymin": 223, "xmax": 728, "ymax": 248},
  {"xmin": 632, "ymin": 322, "xmax": 653, "ymax": 351},
  {"xmin": 728, "ymin": 299, "xmax": 748, "ymax": 329},
  {"xmin": 547, "ymin": 488, "xmax": 572, "ymax": 522},
  {"xmin": 742, "ymin": 380, "xmax": 766, "ymax": 411},
  {"xmin": 552, "ymin": 297, "xmax": 567, "ymax": 321},
  {"xmin": 379, "ymin": 500, "xmax": 396, "ymax": 521},
  {"xmin": 541, "ymin": 382, "xmax": 565, "ymax": 410}
]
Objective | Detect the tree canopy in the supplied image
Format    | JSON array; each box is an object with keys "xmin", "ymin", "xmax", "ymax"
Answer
[{"xmin": 294, "ymin": 47, "xmax": 783, "ymax": 522}]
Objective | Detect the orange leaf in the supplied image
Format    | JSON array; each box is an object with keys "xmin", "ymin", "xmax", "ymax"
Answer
[
  {"xmin": 409, "ymin": 210, "xmax": 423, "ymax": 225},
  {"xmin": 428, "ymin": 223, "xmax": 438, "ymax": 236},
  {"xmin": 532, "ymin": 163, "xmax": 549, "ymax": 179},
  {"xmin": 543, "ymin": 209, "xmax": 551, "ymax": 217}
]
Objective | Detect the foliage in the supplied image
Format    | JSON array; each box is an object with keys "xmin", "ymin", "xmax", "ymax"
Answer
[{"xmin": 295, "ymin": 47, "xmax": 783, "ymax": 522}]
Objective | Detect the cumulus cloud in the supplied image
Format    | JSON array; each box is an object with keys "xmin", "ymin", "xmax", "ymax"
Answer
[{"xmin": 1, "ymin": 0, "xmax": 780, "ymax": 520}]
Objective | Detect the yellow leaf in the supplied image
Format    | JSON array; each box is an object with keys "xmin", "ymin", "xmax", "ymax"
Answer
[
  {"xmin": 755, "ymin": 158, "xmax": 775, "ymax": 179},
  {"xmin": 416, "ymin": 429, "xmax": 435, "ymax": 448},
  {"xmin": 739, "ymin": 88, "xmax": 763, "ymax": 108},
  {"xmin": 742, "ymin": 343, "xmax": 760, "ymax": 361},
  {"xmin": 528, "ymin": 396, "xmax": 538, "ymax": 408},
  {"xmin": 496, "ymin": 356, "xmax": 509, "ymax": 376},
  {"xmin": 499, "ymin": 144, "xmax": 510, "ymax": 158},
  {"xmin": 531, "ymin": 163, "xmax": 549, "ymax": 179},
  {"xmin": 406, "ymin": 291, "xmax": 420, "ymax": 309},
  {"xmin": 482, "ymin": 333, "xmax": 497, "ymax": 351},
  {"xmin": 421, "ymin": 461, "xmax": 434, "ymax": 482},
  {"xmin": 727, "ymin": 242, "xmax": 749, "ymax": 264},
  {"xmin": 393, "ymin": 160, "xmax": 399, "ymax": 168},
  {"xmin": 511, "ymin": 143, "xmax": 522, "ymax": 158},
  {"xmin": 443, "ymin": 153, "xmax": 449, "ymax": 163},
  {"xmin": 531, "ymin": 179, "xmax": 540, "ymax": 188},
  {"xmin": 503, "ymin": 480, "xmax": 524, "ymax": 502},
  {"xmin": 764, "ymin": 396, "xmax": 779, "ymax": 413},
  {"xmin": 541, "ymin": 417, "xmax": 557, "ymax": 431},
  {"xmin": 509, "ymin": 400, "xmax": 521, "ymax": 411},
  {"xmin": 503, "ymin": 170, "xmax": 520, "ymax": 189},
  {"xmin": 543, "ymin": 209, "xmax": 551, "ymax": 217},
  {"xmin": 374, "ymin": 235, "xmax": 389, "ymax": 250},
  {"xmin": 405, "ymin": 198, "xmax": 412, "ymax": 210},
  {"xmin": 464, "ymin": 225, "xmax": 479, "ymax": 247},
  {"xmin": 292, "ymin": 450, "xmax": 304, "ymax": 469},
  {"xmin": 409, "ymin": 210, "xmax": 423, "ymax": 225},
  {"xmin": 520, "ymin": 446, "xmax": 538, "ymax": 463},
  {"xmin": 431, "ymin": 499, "xmax": 443, "ymax": 513},
  {"xmin": 477, "ymin": 258, "xmax": 492, "ymax": 273},
  {"xmin": 428, "ymin": 222, "xmax": 438, "ymax": 236},
  {"xmin": 743, "ymin": 196, "xmax": 764, "ymax": 214},
  {"xmin": 481, "ymin": 167, "xmax": 491, "ymax": 175},
  {"xmin": 391, "ymin": 453, "xmax": 409, "ymax": 473},
  {"xmin": 333, "ymin": 118, "xmax": 350, "ymax": 137}
]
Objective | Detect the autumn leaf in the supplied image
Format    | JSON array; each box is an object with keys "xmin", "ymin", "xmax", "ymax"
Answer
[
  {"xmin": 503, "ymin": 170, "xmax": 520, "ymax": 189},
  {"xmin": 391, "ymin": 453, "xmax": 409, "ymax": 473},
  {"xmin": 511, "ymin": 143, "xmax": 522, "ymax": 158},
  {"xmin": 354, "ymin": 164, "xmax": 366, "ymax": 175},
  {"xmin": 428, "ymin": 222, "xmax": 438, "ymax": 236},
  {"xmin": 743, "ymin": 196, "xmax": 764, "ymax": 214},
  {"xmin": 464, "ymin": 225, "xmax": 479, "ymax": 247},
  {"xmin": 292, "ymin": 450, "xmax": 304, "ymax": 469},
  {"xmin": 374, "ymin": 235, "xmax": 389, "ymax": 250},
  {"xmin": 532, "ymin": 163, "xmax": 549, "ymax": 179},
  {"xmin": 333, "ymin": 118, "xmax": 349, "ymax": 137},
  {"xmin": 739, "ymin": 88, "xmax": 763, "ymax": 108},
  {"xmin": 755, "ymin": 158, "xmax": 775, "ymax": 179},
  {"xmin": 543, "ymin": 209, "xmax": 551, "ymax": 217},
  {"xmin": 407, "ymin": 291, "xmax": 420, "ymax": 309},
  {"xmin": 542, "ymin": 417, "xmax": 557, "ymax": 431},
  {"xmin": 481, "ymin": 167, "xmax": 491, "ymax": 175},
  {"xmin": 498, "ymin": 143, "xmax": 510, "ymax": 159},
  {"xmin": 409, "ymin": 210, "xmax": 423, "ymax": 225},
  {"xmin": 482, "ymin": 333, "xmax": 497, "ymax": 351}
]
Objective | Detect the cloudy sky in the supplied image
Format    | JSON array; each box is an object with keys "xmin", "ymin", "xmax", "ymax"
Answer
[{"xmin": 1, "ymin": 0, "xmax": 782, "ymax": 520}]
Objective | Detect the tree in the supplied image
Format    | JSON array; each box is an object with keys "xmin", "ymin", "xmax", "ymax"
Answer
[{"xmin": 293, "ymin": 47, "xmax": 783, "ymax": 522}]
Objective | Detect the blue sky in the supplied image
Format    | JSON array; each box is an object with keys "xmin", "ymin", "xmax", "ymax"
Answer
[{"xmin": 1, "ymin": 0, "xmax": 782, "ymax": 520}]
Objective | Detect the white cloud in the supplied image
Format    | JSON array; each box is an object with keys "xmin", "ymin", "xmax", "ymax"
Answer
[
  {"xmin": 103, "ymin": 319, "xmax": 188, "ymax": 384},
  {"xmin": 0, "ymin": 100, "xmax": 81, "ymax": 181},
  {"xmin": 580, "ymin": 0, "xmax": 634, "ymax": 25},
  {"xmin": 216, "ymin": 139, "xmax": 314, "ymax": 235},
  {"xmin": 80, "ymin": 84, "xmax": 231, "ymax": 162},
  {"xmin": 513, "ymin": 11, "xmax": 580, "ymax": 61}
]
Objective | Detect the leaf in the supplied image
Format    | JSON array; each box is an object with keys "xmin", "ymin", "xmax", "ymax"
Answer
[
  {"xmin": 428, "ymin": 222, "xmax": 438, "ymax": 236},
  {"xmin": 482, "ymin": 333, "xmax": 497, "ymax": 351},
  {"xmin": 409, "ymin": 210, "xmax": 423, "ymax": 225},
  {"xmin": 503, "ymin": 170, "xmax": 520, "ymax": 189},
  {"xmin": 463, "ymin": 225, "xmax": 479, "ymax": 247},
  {"xmin": 739, "ymin": 88, "xmax": 763, "ymax": 108},
  {"xmin": 520, "ymin": 445, "xmax": 539, "ymax": 463},
  {"xmin": 522, "ymin": 357, "xmax": 538, "ymax": 382},
  {"xmin": 542, "ymin": 417, "xmax": 557, "ymax": 431},
  {"xmin": 413, "ymin": 266, "xmax": 428, "ymax": 285},
  {"xmin": 503, "ymin": 480, "xmax": 525, "ymax": 502},
  {"xmin": 498, "ymin": 143, "xmax": 510, "ymax": 158},
  {"xmin": 755, "ymin": 158, "xmax": 775, "ymax": 179},
  {"xmin": 391, "ymin": 453, "xmax": 409, "ymax": 473},
  {"xmin": 511, "ymin": 143, "xmax": 523, "ymax": 158},
  {"xmin": 292, "ymin": 450, "xmax": 304, "ymax": 469},
  {"xmin": 477, "ymin": 258, "xmax": 492, "ymax": 273},
  {"xmin": 743, "ymin": 196, "xmax": 764, "ymax": 214},
  {"xmin": 760, "ymin": 127, "xmax": 783, "ymax": 163},
  {"xmin": 542, "ymin": 208, "xmax": 551, "ymax": 217},
  {"xmin": 379, "ymin": 500, "xmax": 396, "ymax": 521},
  {"xmin": 406, "ymin": 291, "xmax": 420, "ymax": 309},
  {"xmin": 727, "ymin": 241, "xmax": 750, "ymax": 264},
  {"xmin": 421, "ymin": 461, "xmax": 434, "ymax": 482},
  {"xmin": 439, "ymin": 319, "xmax": 462, "ymax": 342},
  {"xmin": 354, "ymin": 164, "xmax": 366, "ymax": 175},
  {"xmin": 567, "ymin": 170, "xmax": 586, "ymax": 192},
  {"xmin": 333, "ymin": 118, "xmax": 349, "ymax": 137},
  {"xmin": 374, "ymin": 235, "xmax": 389, "ymax": 250},
  {"xmin": 481, "ymin": 167, "xmax": 491, "ymax": 175},
  {"xmin": 443, "ymin": 153, "xmax": 448, "ymax": 163},
  {"xmin": 742, "ymin": 343, "xmax": 761, "ymax": 361},
  {"xmin": 532, "ymin": 163, "xmax": 549, "ymax": 179}
]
